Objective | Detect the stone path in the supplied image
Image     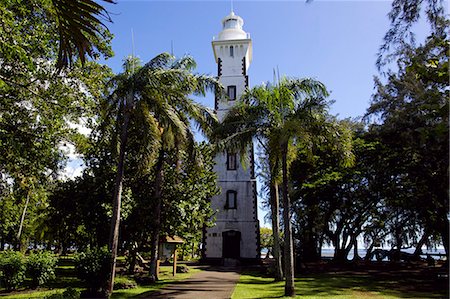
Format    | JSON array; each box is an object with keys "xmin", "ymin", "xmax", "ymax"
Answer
[{"xmin": 142, "ymin": 266, "xmax": 240, "ymax": 299}]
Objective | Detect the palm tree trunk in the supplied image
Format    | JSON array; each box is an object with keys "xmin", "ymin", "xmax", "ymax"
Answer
[
  {"xmin": 281, "ymin": 144, "xmax": 295, "ymax": 297},
  {"xmin": 107, "ymin": 100, "xmax": 132, "ymax": 295},
  {"xmin": 16, "ymin": 191, "xmax": 30, "ymax": 251},
  {"xmin": 149, "ymin": 148, "xmax": 165, "ymax": 281},
  {"xmin": 270, "ymin": 181, "xmax": 284, "ymax": 281}
]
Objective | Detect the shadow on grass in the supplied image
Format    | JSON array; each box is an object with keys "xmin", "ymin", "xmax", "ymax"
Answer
[
  {"xmin": 112, "ymin": 267, "xmax": 206, "ymax": 298},
  {"xmin": 235, "ymin": 270, "xmax": 448, "ymax": 299},
  {"xmin": 113, "ymin": 278, "xmax": 198, "ymax": 298},
  {"xmin": 49, "ymin": 262, "xmax": 85, "ymax": 289}
]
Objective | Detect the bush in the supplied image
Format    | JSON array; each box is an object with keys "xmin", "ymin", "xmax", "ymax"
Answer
[
  {"xmin": 134, "ymin": 273, "xmax": 154, "ymax": 285},
  {"xmin": 176, "ymin": 265, "xmax": 189, "ymax": 273},
  {"xmin": 0, "ymin": 250, "xmax": 26, "ymax": 291},
  {"xmin": 46, "ymin": 287, "xmax": 80, "ymax": 299},
  {"xmin": 114, "ymin": 276, "xmax": 137, "ymax": 290},
  {"xmin": 75, "ymin": 246, "xmax": 111, "ymax": 296},
  {"xmin": 26, "ymin": 250, "xmax": 58, "ymax": 288}
]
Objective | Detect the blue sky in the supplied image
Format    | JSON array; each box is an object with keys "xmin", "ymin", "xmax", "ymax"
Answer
[
  {"xmin": 93, "ymin": 0, "xmax": 432, "ymax": 226},
  {"xmin": 103, "ymin": 1, "xmax": 430, "ymax": 117}
]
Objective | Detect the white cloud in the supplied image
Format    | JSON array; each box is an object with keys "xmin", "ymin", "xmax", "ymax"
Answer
[
  {"xmin": 69, "ymin": 120, "xmax": 92, "ymax": 136},
  {"xmin": 60, "ymin": 158, "xmax": 85, "ymax": 180},
  {"xmin": 67, "ymin": 116, "xmax": 93, "ymax": 137}
]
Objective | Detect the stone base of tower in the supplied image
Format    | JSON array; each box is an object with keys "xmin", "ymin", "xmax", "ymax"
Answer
[
  {"xmin": 202, "ymin": 219, "xmax": 261, "ymax": 265},
  {"xmin": 200, "ymin": 257, "xmax": 262, "ymax": 266}
]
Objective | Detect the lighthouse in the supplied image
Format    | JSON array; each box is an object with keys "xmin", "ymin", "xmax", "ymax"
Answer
[{"xmin": 203, "ymin": 11, "xmax": 260, "ymax": 264}]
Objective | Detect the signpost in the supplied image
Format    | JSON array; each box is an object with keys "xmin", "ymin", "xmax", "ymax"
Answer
[{"xmin": 159, "ymin": 236, "xmax": 184, "ymax": 276}]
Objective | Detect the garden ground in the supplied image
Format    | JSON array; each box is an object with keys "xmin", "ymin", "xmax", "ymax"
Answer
[
  {"xmin": 0, "ymin": 256, "xmax": 201, "ymax": 299},
  {"xmin": 233, "ymin": 260, "xmax": 449, "ymax": 299},
  {"xmin": 0, "ymin": 258, "xmax": 448, "ymax": 298}
]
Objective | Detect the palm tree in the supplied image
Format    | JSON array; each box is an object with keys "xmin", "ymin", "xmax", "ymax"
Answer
[
  {"xmin": 142, "ymin": 56, "xmax": 219, "ymax": 281},
  {"xmin": 105, "ymin": 53, "xmax": 219, "ymax": 294},
  {"xmin": 50, "ymin": 0, "xmax": 114, "ymax": 68},
  {"xmin": 214, "ymin": 78, "xmax": 352, "ymax": 296}
]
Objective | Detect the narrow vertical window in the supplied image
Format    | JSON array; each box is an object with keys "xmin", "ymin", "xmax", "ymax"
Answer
[
  {"xmin": 226, "ymin": 190, "xmax": 237, "ymax": 209},
  {"xmin": 227, "ymin": 85, "xmax": 236, "ymax": 101},
  {"xmin": 227, "ymin": 152, "xmax": 237, "ymax": 170},
  {"xmin": 230, "ymin": 45, "xmax": 234, "ymax": 57}
]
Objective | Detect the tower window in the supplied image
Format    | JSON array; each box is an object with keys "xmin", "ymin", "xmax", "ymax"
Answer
[
  {"xmin": 227, "ymin": 152, "xmax": 237, "ymax": 170},
  {"xmin": 230, "ymin": 45, "xmax": 234, "ymax": 57},
  {"xmin": 226, "ymin": 190, "xmax": 237, "ymax": 209},
  {"xmin": 227, "ymin": 85, "xmax": 236, "ymax": 101}
]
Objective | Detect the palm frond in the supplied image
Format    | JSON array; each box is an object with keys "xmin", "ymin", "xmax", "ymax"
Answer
[
  {"xmin": 285, "ymin": 78, "xmax": 329, "ymax": 103},
  {"xmin": 144, "ymin": 52, "xmax": 174, "ymax": 69},
  {"xmin": 155, "ymin": 96, "xmax": 188, "ymax": 141},
  {"xmin": 51, "ymin": 0, "xmax": 114, "ymax": 69},
  {"xmin": 172, "ymin": 55, "xmax": 197, "ymax": 71},
  {"xmin": 192, "ymin": 75, "xmax": 222, "ymax": 96},
  {"xmin": 129, "ymin": 101, "xmax": 162, "ymax": 173}
]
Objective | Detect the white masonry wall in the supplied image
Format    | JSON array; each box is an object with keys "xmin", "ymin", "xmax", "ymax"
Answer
[{"xmin": 204, "ymin": 27, "xmax": 260, "ymax": 260}]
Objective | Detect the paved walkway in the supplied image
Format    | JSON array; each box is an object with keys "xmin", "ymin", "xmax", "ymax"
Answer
[{"xmin": 143, "ymin": 266, "xmax": 240, "ymax": 298}]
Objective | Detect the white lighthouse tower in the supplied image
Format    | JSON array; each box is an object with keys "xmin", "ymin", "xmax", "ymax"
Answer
[{"xmin": 203, "ymin": 11, "xmax": 260, "ymax": 264}]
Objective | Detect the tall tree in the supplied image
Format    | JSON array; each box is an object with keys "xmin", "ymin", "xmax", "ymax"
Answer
[
  {"xmin": 367, "ymin": 20, "xmax": 449, "ymax": 257},
  {"xmin": 105, "ymin": 53, "xmax": 218, "ymax": 293},
  {"xmin": 47, "ymin": 174, "xmax": 113, "ymax": 252},
  {"xmin": 0, "ymin": 1, "xmax": 112, "ymax": 250},
  {"xmin": 50, "ymin": 0, "xmax": 115, "ymax": 68},
  {"xmin": 377, "ymin": 0, "xmax": 446, "ymax": 70},
  {"xmin": 215, "ymin": 78, "xmax": 351, "ymax": 296},
  {"xmin": 291, "ymin": 127, "xmax": 377, "ymax": 263}
]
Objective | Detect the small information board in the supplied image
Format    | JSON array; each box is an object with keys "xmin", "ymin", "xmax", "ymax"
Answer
[{"xmin": 158, "ymin": 236, "xmax": 184, "ymax": 276}]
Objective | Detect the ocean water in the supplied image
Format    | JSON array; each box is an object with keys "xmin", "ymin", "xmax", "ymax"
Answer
[
  {"xmin": 321, "ymin": 248, "xmax": 446, "ymax": 260},
  {"xmin": 261, "ymin": 248, "xmax": 446, "ymax": 260}
]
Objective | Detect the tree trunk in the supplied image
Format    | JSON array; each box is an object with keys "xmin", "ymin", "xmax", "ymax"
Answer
[
  {"xmin": 281, "ymin": 145, "xmax": 295, "ymax": 297},
  {"xmin": 332, "ymin": 222, "xmax": 345, "ymax": 262},
  {"xmin": 351, "ymin": 235, "xmax": 360, "ymax": 261},
  {"xmin": 127, "ymin": 242, "xmax": 138, "ymax": 274},
  {"xmin": 364, "ymin": 242, "xmax": 375, "ymax": 261},
  {"xmin": 149, "ymin": 148, "xmax": 165, "ymax": 281},
  {"xmin": 107, "ymin": 100, "xmax": 131, "ymax": 296},
  {"xmin": 270, "ymin": 181, "xmax": 284, "ymax": 281},
  {"xmin": 441, "ymin": 229, "xmax": 449, "ymax": 261},
  {"xmin": 302, "ymin": 222, "xmax": 321, "ymax": 263},
  {"xmin": 16, "ymin": 191, "xmax": 30, "ymax": 251},
  {"xmin": 393, "ymin": 226, "xmax": 402, "ymax": 262},
  {"xmin": 413, "ymin": 231, "xmax": 429, "ymax": 258}
]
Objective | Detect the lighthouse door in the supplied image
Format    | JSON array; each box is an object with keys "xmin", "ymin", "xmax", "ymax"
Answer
[{"xmin": 222, "ymin": 230, "xmax": 241, "ymax": 258}]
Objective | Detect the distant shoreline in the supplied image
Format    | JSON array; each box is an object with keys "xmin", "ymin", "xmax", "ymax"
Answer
[
  {"xmin": 321, "ymin": 248, "xmax": 446, "ymax": 259},
  {"xmin": 261, "ymin": 247, "xmax": 446, "ymax": 260}
]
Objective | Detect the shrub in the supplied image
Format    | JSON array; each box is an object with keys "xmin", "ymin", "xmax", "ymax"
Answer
[
  {"xmin": 114, "ymin": 276, "xmax": 137, "ymax": 290},
  {"xmin": 26, "ymin": 250, "xmax": 58, "ymax": 288},
  {"xmin": 75, "ymin": 246, "xmax": 111, "ymax": 296},
  {"xmin": 0, "ymin": 250, "xmax": 26, "ymax": 291},
  {"xmin": 134, "ymin": 273, "xmax": 154, "ymax": 285},
  {"xmin": 46, "ymin": 287, "xmax": 80, "ymax": 299},
  {"xmin": 176, "ymin": 265, "xmax": 189, "ymax": 273}
]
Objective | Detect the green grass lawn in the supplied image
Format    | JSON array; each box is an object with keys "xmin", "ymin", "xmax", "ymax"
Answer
[
  {"xmin": 232, "ymin": 271, "xmax": 448, "ymax": 299},
  {"xmin": 0, "ymin": 257, "xmax": 200, "ymax": 299},
  {"xmin": 111, "ymin": 266, "xmax": 201, "ymax": 298}
]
